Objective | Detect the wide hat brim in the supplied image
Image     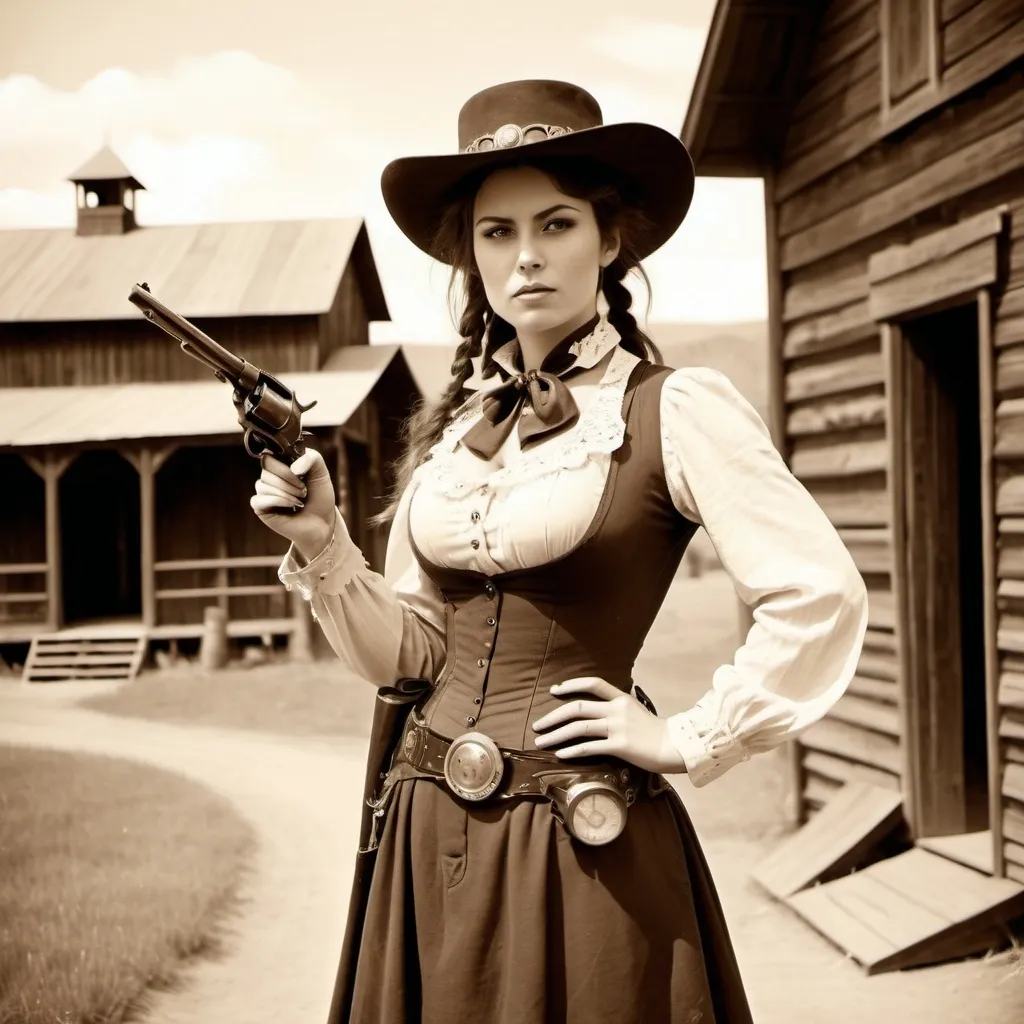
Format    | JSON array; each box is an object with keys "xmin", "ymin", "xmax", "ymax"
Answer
[{"xmin": 381, "ymin": 121, "xmax": 695, "ymax": 264}]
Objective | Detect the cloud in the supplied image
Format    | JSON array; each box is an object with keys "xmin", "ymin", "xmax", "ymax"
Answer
[{"xmin": 0, "ymin": 46, "xmax": 766, "ymax": 340}]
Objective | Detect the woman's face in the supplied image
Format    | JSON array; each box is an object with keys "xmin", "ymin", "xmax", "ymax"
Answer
[{"xmin": 472, "ymin": 165, "xmax": 619, "ymax": 338}]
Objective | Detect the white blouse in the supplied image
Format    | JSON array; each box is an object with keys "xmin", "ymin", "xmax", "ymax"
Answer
[{"xmin": 279, "ymin": 323, "xmax": 868, "ymax": 787}]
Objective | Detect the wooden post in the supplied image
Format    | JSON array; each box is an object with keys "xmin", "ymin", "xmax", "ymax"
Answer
[
  {"xmin": 22, "ymin": 450, "xmax": 77, "ymax": 631},
  {"xmin": 883, "ymin": 322, "xmax": 917, "ymax": 836},
  {"xmin": 977, "ymin": 287, "xmax": 1004, "ymax": 878},
  {"xmin": 123, "ymin": 444, "xmax": 177, "ymax": 630},
  {"xmin": 762, "ymin": 169, "xmax": 804, "ymax": 827},
  {"xmin": 366, "ymin": 400, "xmax": 385, "ymax": 572},
  {"xmin": 333, "ymin": 426, "xmax": 352, "ymax": 523}
]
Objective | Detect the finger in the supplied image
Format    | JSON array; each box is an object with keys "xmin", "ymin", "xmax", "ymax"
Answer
[
  {"xmin": 553, "ymin": 739, "xmax": 615, "ymax": 760},
  {"xmin": 255, "ymin": 478, "xmax": 305, "ymax": 501},
  {"xmin": 289, "ymin": 449, "xmax": 318, "ymax": 477},
  {"xmin": 533, "ymin": 718, "xmax": 610, "ymax": 749},
  {"xmin": 251, "ymin": 493, "xmax": 302, "ymax": 515},
  {"xmin": 261, "ymin": 451, "xmax": 316, "ymax": 489},
  {"xmin": 533, "ymin": 698, "xmax": 609, "ymax": 733},
  {"xmin": 260, "ymin": 465, "xmax": 306, "ymax": 496},
  {"xmin": 551, "ymin": 676, "xmax": 622, "ymax": 702}
]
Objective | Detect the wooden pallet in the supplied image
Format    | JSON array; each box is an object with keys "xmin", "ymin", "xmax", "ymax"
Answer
[
  {"xmin": 786, "ymin": 846, "xmax": 1024, "ymax": 973},
  {"xmin": 753, "ymin": 781, "xmax": 905, "ymax": 899},
  {"xmin": 23, "ymin": 627, "xmax": 148, "ymax": 683}
]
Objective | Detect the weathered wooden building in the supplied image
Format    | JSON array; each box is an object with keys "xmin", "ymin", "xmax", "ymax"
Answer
[
  {"xmin": 0, "ymin": 146, "xmax": 422, "ymax": 677},
  {"xmin": 681, "ymin": 0, "xmax": 1024, "ymax": 973}
]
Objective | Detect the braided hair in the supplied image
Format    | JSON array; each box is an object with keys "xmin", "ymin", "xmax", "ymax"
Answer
[{"xmin": 370, "ymin": 156, "xmax": 663, "ymax": 528}]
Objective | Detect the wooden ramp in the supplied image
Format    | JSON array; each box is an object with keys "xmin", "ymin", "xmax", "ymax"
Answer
[
  {"xmin": 23, "ymin": 623, "xmax": 148, "ymax": 683},
  {"xmin": 917, "ymin": 830, "xmax": 994, "ymax": 874},
  {"xmin": 786, "ymin": 847, "xmax": 1024, "ymax": 973},
  {"xmin": 753, "ymin": 781, "xmax": 904, "ymax": 899}
]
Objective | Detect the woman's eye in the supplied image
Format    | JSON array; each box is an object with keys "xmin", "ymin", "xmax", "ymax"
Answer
[
  {"xmin": 545, "ymin": 219, "xmax": 573, "ymax": 231},
  {"xmin": 484, "ymin": 226, "xmax": 511, "ymax": 239}
]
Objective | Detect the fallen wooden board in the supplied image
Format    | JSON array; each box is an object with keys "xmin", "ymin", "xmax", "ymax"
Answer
[
  {"xmin": 753, "ymin": 780, "xmax": 904, "ymax": 899},
  {"xmin": 786, "ymin": 847, "xmax": 1024, "ymax": 973}
]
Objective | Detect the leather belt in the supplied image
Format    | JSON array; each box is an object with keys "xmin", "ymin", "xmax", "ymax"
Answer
[{"xmin": 378, "ymin": 713, "xmax": 668, "ymax": 846}]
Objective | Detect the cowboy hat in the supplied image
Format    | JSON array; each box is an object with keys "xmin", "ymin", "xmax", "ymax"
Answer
[{"xmin": 380, "ymin": 79, "xmax": 695, "ymax": 264}]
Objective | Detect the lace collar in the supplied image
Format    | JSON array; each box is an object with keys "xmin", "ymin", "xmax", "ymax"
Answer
[{"xmin": 414, "ymin": 341, "xmax": 640, "ymax": 496}]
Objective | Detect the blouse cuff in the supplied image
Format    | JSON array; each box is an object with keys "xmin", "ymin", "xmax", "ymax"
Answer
[
  {"xmin": 666, "ymin": 704, "xmax": 751, "ymax": 788},
  {"xmin": 277, "ymin": 507, "xmax": 368, "ymax": 602}
]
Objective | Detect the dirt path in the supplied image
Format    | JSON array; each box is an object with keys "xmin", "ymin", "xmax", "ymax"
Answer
[{"xmin": 1, "ymin": 570, "xmax": 1022, "ymax": 1022}]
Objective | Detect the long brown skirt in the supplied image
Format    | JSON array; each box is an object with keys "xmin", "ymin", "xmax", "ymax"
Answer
[{"xmin": 348, "ymin": 777, "xmax": 753, "ymax": 1024}]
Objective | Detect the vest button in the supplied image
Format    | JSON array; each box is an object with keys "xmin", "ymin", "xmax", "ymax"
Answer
[
  {"xmin": 484, "ymin": 582, "xmax": 496, "ymax": 598},
  {"xmin": 471, "ymin": 539, "xmax": 480, "ymax": 549},
  {"xmin": 467, "ymin": 716, "xmax": 477, "ymax": 726},
  {"xmin": 477, "ymin": 658, "xmax": 486, "ymax": 667},
  {"xmin": 486, "ymin": 616, "xmax": 496, "ymax": 626},
  {"xmin": 473, "ymin": 696, "xmax": 482, "ymax": 705},
  {"xmin": 471, "ymin": 510, "xmax": 481, "ymax": 522}
]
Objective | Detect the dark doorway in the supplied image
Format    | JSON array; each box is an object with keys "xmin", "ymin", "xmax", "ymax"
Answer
[
  {"xmin": 897, "ymin": 301, "xmax": 988, "ymax": 836},
  {"xmin": 60, "ymin": 451, "xmax": 141, "ymax": 625}
]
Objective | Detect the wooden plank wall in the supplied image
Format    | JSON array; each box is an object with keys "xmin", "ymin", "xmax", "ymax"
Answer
[
  {"xmin": 0, "ymin": 315, "xmax": 322, "ymax": 386},
  {"xmin": 772, "ymin": 0, "xmax": 1024, "ymax": 827},
  {"xmin": 993, "ymin": 197, "xmax": 1024, "ymax": 883},
  {"xmin": 319, "ymin": 259, "xmax": 370, "ymax": 365}
]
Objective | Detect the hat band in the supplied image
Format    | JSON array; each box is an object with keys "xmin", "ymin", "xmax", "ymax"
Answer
[{"xmin": 463, "ymin": 122, "xmax": 574, "ymax": 154}]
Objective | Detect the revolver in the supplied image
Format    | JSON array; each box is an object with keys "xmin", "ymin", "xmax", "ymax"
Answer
[{"xmin": 128, "ymin": 282, "xmax": 317, "ymax": 465}]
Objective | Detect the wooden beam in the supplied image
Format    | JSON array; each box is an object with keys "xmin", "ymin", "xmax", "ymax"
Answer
[
  {"xmin": 867, "ymin": 208, "xmax": 1007, "ymax": 321},
  {"xmin": 132, "ymin": 447, "xmax": 157, "ymax": 629},
  {"xmin": 20, "ymin": 451, "xmax": 76, "ymax": 630},
  {"xmin": 869, "ymin": 206, "xmax": 1008, "ymax": 283},
  {"xmin": 979, "ymin": 286, "xmax": 1005, "ymax": 878},
  {"xmin": 883, "ymin": 322, "xmax": 917, "ymax": 834},
  {"xmin": 763, "ymin": 167, "xmax": 803, "ymax": 827},
  {"xmin": 679, "ymin": 0, "xmax": 738, "ymax": 159}
]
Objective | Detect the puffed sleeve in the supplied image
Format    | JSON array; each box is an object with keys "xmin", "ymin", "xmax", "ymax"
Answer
[
  {"xmin": 659, "ymin": 366, "xmax": 868, "ymax": 787},
  {"xmin": 276, "ymin": 482, "xmax": 447, "ymax": 687}
]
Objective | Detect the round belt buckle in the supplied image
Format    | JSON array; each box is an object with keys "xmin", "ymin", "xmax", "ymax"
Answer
[
  {"xmin": 443, "ymin": 731, "xmax": 504, "ymax": 801},
  {"xmin": 564, "ymin": 780, "xmax": 627, "ymax": 845}
]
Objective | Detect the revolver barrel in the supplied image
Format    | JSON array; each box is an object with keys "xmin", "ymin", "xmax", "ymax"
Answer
[{"xmin": 128, "ymin": 282, "xmax": 246, "ymax": 385}]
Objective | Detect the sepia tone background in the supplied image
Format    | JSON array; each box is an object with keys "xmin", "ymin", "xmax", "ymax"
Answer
[{"xmin": 2, "ymin": 1, "xmax": 1024, "ymax": 1022}]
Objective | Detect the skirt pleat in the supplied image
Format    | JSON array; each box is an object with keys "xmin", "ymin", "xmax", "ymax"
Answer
[{"xmin": 349, "ymin": 778, "xmax": 752, "ymax": 1024}]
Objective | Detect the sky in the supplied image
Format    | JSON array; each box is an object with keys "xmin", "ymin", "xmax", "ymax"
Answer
[{"xmin": 0, "ymin": 0, "xmax": 767, "ymax": 344}]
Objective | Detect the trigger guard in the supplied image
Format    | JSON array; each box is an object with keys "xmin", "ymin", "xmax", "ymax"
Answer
[{"xmin": 243, "ymin": 429, "xmax": 269, "ymax": 458}]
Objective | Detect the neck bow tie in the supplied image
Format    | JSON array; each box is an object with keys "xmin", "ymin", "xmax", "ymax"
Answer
[{"xmin": 461, "ymin": 315, "xmax": 600, "ymax": 461}]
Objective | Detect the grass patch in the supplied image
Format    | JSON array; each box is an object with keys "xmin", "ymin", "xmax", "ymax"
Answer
[{"xmin": 0, "ymin": 746, "xmax": 256, "ymax": 1024}]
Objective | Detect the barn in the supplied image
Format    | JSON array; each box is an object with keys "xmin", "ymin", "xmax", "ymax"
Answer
[
  {"xmin": 0, "ymin": 146, "xmax": 421, "ymax": 678},
  {"xmin": 680, "ymin": 0, "xmax": 1024, "ymax": 972}
]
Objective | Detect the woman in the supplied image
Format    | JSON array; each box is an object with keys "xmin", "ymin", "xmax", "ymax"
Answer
[{"xmin": 253, "ymin": 80, "xmax": 868, "ymax": 1024}]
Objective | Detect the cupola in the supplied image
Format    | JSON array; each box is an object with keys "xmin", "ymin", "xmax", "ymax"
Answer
[{"xmin": 67, "ymin": 145, "xmax": 145, "ymax": 237}]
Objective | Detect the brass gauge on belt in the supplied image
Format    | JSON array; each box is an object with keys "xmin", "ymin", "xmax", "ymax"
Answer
[{"xmin": 562, "ymin": 780, "xmax": 628, "ymax": 845}]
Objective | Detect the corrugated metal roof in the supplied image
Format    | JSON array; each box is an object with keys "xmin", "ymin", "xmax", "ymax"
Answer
[
  {"xmin": 0, "ymin": 217, "xmax": 388, "ymax": 322},
  {"xmin": 0, "ymin": 344, "xmax": 401, "ymax": 449},
  {"xmin": 68, "ymin": 145, "xmax": 143, "ymax": 185}
]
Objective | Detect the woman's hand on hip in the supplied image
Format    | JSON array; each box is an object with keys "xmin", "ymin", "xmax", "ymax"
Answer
[
  {"xmin": 250, "ymin": 448, "xmax": 337, "ymax": 561},
  {"xmin": 531, "ymin": 676, "xmax": 686, "ymax": 774}
]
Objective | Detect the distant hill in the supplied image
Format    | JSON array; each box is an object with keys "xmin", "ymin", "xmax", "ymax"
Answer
[
  {"xmin": 647, "ymin": 320, "xmax": 769, "ymax": 421},
  {"xmin": 394, "ymin": 319, "xmax": 769, "ymax": 420}
]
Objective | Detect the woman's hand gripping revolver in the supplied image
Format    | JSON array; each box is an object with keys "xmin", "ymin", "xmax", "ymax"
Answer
[{"xmin": 251, "ymin": 448, "xmax": 338, "ymax": 562}]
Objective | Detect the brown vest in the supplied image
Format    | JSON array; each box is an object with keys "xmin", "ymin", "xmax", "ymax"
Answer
[{"xmin": 408, "ymin": 360, "xmax": 699, "ymax": 748}]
